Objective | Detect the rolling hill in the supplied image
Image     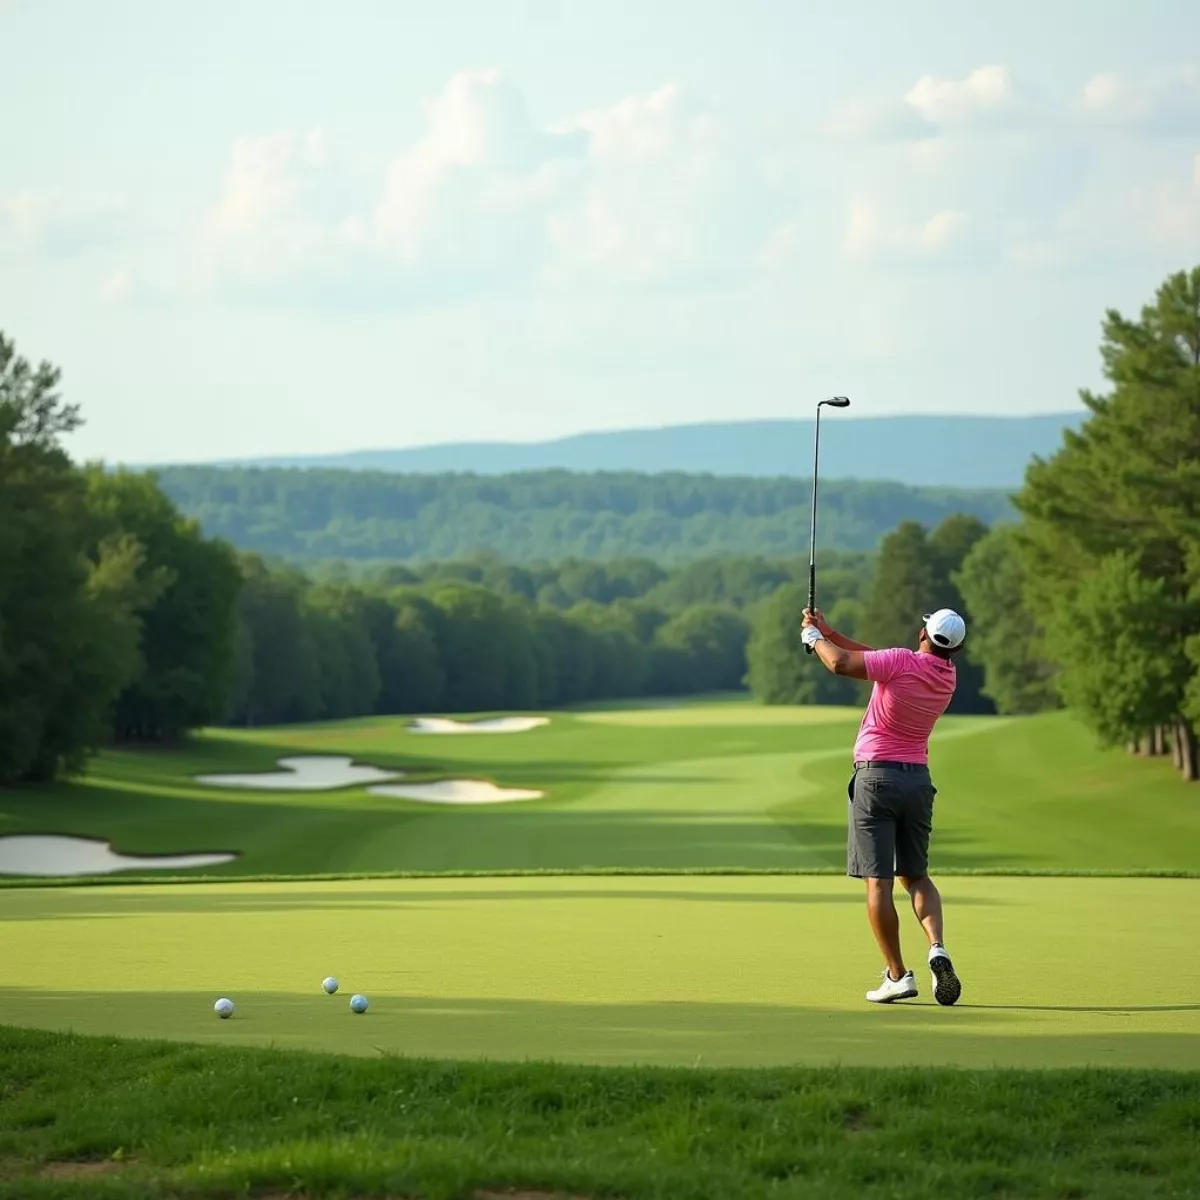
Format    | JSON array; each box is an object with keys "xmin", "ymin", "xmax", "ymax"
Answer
[{"xmin": 166, "ymin": 412, "xmax": 1085, "ymax": 491}]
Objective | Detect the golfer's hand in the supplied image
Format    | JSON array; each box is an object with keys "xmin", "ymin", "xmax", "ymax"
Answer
[{"xmin": 803, "ymin": 608, "xmax": 833, "ymax": 637}]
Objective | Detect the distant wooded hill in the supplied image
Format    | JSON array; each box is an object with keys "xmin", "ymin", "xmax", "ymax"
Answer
[
  {"xmin": 154, "ymin": 467, "xmax": 1016, "ymax": 563},
  {"xmin": 169, "ymin": 413, "xmax": 1085, "ymax": 490}
]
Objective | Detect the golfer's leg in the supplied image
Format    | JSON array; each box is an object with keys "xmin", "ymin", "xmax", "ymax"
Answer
[
  {"xmin": 865, "ymin": 877, "xmax": 905, "ymax": 980},
  {"xmin": 895, "ymin": 777, "xmax": 937, "ymax": 944},
  {"xmin": 896, "ymin": 776, "xmax": 962, "ymax": 1006},
  {"xmin": 898, "ymin": 874, "xmax": 944, "ymax": 947}
]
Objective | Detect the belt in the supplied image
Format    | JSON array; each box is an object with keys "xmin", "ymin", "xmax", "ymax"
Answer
[{"xmin": 854, "ymin": 760, "xmax": 926, "ymax": 772}]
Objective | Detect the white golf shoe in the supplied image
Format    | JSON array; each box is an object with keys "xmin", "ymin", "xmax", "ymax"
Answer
[
  {"xmin": 866, "ymin": 969, "xmax": 918, "ymax": 1003},
  {"xmin": 928, "ymin": 944, "xmax": 962, "ymax": 1007}
]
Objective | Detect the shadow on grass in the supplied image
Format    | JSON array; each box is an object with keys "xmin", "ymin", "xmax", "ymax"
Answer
[
  {"xmin": 0, "ymin": 886, "xmax": 1012, "ymax": 920},
  {"xmin": 0, "ymin": 989, "xmax": 1197, "ymax": 1071},
  {"xmin": 962, "ymin": 1003, "xmax": 1200, "ymax": 1014}
]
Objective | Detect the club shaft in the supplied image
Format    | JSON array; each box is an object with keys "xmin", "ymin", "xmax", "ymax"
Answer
[
  {"xmin": 804, "ymin": 407, "xmax": 822, "ymax": 654},
  {"xmin": 808, "ymin": 407, "xmax": 821, "ymax": 612}
]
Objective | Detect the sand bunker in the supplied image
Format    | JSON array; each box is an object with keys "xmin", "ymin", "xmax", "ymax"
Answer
[
  {"xmin": 368, "ymin": 780, "xmax": 544, "ymax": 805},
  {"xmin": 195, "ymin": 756, "xmax": 402, "ymax": 790},
  {"xmin": 0, "ymin": 834, "xmax": 235, "ymax": 877},
  {"xmin": 408, "ymin": 717, "xmax": 549, "ymax": 735}
]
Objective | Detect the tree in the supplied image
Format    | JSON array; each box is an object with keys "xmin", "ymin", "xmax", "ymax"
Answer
[
  {"xmin": 0, "ymin": 334, "xmax": 158, "ymax": 780},
  {"xmin": 428, "ymin": 583, "xmax": 522, "ymax": 712},
  {"xmin": 1015, "ymin": 265, "xmax": 1200, "ymax": 778},
  {"xmin": 861, "ymin": 521, "xmax": 938, "ymax": 651},
  {"xmin": 655, "ymin": 606, "xmax": 750, "ymax": 693},
  {"xmin": 305, "ymin": 586, "xmax": 381, "ymax": 720},
  {"xmin": 389, "ymin": 594, "xmax": 446, "ymax": 713},
  {"xmin": 955, "ymin": 525, "xmax": 1058, "ymax": 715},
  {"xmin": 926, "ymin": 514, "xmax": 993, "ymax": 714},
  {"xmin": 227, "ymin": 557, "xmax": 321, "ymax": 725},
  {"xmin": 1047, "ymin": 553, "xmax": 1192, "ymax": 759},
  {"xmin": 746, "ymin": 584, "xmax": 857, "ymax": 706},
  {"xmin": 87, "ymin": 469, "xmax": 242, "ymax": 741}
]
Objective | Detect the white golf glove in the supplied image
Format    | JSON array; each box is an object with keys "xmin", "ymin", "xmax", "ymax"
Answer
[{"xmin": 801, "ymin": 625, "xmax": 824, "ymax": 648}]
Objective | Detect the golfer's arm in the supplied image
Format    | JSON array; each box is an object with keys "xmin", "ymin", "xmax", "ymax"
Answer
[{"xmin": 812, "ymin": 638, "xmax": 870, "ymax": 680}]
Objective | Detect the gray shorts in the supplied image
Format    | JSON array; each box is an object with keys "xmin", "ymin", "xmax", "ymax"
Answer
[{"xmin": 846, "ymin": 763, "xmax": 937, "ymax": 880}]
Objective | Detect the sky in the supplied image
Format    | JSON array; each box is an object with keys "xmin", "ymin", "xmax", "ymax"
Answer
[{"xmin": 2, "ymin": 0, "xmax": 1198, "ymax": 464}]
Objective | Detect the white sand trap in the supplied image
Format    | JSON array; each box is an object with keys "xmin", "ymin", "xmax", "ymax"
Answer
[
  {"xmin": 195, "ymin": 756, "xmax": 402, "ymax": 790},
  {"xmin": 368, "ymin": 780, "xmax": 544, "ymax": 805},
  {"xmin": 408, "ymin": 716, "xmax": 550, "ymax": 735},
  {"xmin": 0, "ymin": 834, "xmax": 234, "ymax": 877}
]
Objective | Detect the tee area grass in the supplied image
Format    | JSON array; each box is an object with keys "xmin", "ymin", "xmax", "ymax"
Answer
[
  {"xmin": 1, "ymin": 702, "xmax": 1198, "ymax": 878},
  {"xmin": 2, "ymin": 1025, "xmax": 1199, "ymax": 1200}
]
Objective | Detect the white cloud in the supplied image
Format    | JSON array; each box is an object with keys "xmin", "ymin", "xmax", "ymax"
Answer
[
  {"xmin": 843, "ymin": 200, "xmax": 970, "ymax": 263},
  {"xmin": 826, "ymin": 64, "xmax": 1022, "ymax": 139},
  {"xmin": 370, "ymin": 69, "xmax": 579, "ymax": 264},
  {"xmin": 197, "ymin": 72, "xmax": 775, "ymax": 299},
  {"xmin": 1078, "ymin": 68, "xmax": 1200, "ymax": 131},
  {"xmin": 904, "ymin": 65, "xmax": 1017, "ymax": 126},
  {"xmin": 546, "ymin": 84, "xmax": 756, "ymax": 285}
]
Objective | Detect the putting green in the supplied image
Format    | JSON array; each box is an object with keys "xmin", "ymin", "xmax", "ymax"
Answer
[{"xmin": 1, "ymin": 875, "xmax": 1196, "ymax": 1070}]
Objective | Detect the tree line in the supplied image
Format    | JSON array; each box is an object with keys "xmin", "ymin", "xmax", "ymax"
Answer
[
  {"xmin": 952, "ymin": 266, "xmax": 1200, "ymax": 780},
  {"xmin": 152, "ymin": 463, "xmax": 1014, "ymax": 563}
]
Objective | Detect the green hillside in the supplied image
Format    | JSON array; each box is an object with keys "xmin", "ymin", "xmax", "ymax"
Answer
[{"xmin": 152, "ymin": 467, "xmax": 1015, "ymax": 562}]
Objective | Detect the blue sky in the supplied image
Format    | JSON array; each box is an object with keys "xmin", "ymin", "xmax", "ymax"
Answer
[{"xmin": 2, "ymin": 0, "xmax": 1198, "ymax": 463}]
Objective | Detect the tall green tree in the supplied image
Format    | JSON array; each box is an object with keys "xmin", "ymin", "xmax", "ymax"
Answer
[
  {"xmin": 87, "ymin": 470, "xmax": 242, "ymax": 740},
  {"xmin": 0, "ymin": 334, "xmax": 149, "ymax": 779},
  {"xmin": 428, "ymin": 583, "xmax": 523, "ymax": 712},
  {"xmin": 389, "ymin": 593, "xmax": 446, "ymax": 713},
  {"xmin": 861, "ymin": 521, "xmax": 938, "ymax": 651},
  {"xmin": 655, "ymin": 606, "xmax": 750, "ymax": 693},
  {"xmin": 305, "ymin": 586, "xmax": 381, "ymax": 720},
  {"xmin": 1015, "ymin": 265, "xmax": 1200, "ymax": 777},
  {"xmin": 228, "ymin": 557, "xmax": 321, "ymax": 725},
  {"xmin": 955, "ymin": 525, "xmax": 1058, "ymax": 715}
]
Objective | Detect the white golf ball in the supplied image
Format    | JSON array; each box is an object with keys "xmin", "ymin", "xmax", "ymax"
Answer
[
  {"xmin": 349, "ymin": 993, "xmax": 369, "ymax": 1014},
  {"xmin": 214, "ymin": 997, "xmax": 235, "ymax": 1019},
  {"xmin": 322, "ymin": 976, "xmax": 339, "ymax": 995}
]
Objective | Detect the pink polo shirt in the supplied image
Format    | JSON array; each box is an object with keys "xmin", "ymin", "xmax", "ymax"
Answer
[{"xmin": 852, "ymin": 647, "xmax": 957, "ymax": 764}]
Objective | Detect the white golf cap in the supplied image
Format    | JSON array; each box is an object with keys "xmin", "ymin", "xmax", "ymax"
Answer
[{"xmin": 923, "ymin": 608, "xmax": 966, "ymax": 650}]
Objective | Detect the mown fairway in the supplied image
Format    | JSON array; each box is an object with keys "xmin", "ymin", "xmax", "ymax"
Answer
[
  {"xmin": 1, "ymin": 874, "xmax": 1197, "ymax": 1071},
  {"xmin": 2, "ymin": 703, "xmax": 1198, "ymax": 877}
]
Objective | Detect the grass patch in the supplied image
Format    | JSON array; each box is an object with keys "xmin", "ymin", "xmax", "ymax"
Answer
[
  {"xmin": 0, "ymin": 1026, "xmax": 1197, "ymax": 1199},
  {"xmin": 2, "ymin": 707, "xmax": 1198, "ymax": 879}
]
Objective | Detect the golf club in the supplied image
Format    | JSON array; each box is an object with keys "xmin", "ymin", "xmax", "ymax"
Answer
[{"xmin": 805, "ymin": 396, "xmax": 851, "ymax": 654}]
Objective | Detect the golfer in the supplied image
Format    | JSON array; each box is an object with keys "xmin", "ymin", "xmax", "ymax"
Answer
[{"xmin": 801, "ymin": 607, "xmax": 965, "ymax": 1006}]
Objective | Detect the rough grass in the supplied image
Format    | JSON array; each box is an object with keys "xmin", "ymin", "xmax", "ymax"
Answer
[
  {"xmin": 2, "ymin": 707, "xmax": 1198, "ymax": 879},
  {"xmin": 1, "ymin": 1027, "xmax": 1198, "ymax": 1199}
]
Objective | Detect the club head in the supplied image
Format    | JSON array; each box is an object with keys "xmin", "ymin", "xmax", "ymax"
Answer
[{"xmin": 821, "ymin": 396, "xmax": 851, "ymax": 408}]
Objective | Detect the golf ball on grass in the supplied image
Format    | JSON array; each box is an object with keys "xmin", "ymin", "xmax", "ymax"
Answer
[
  {"xmin": 214, "ymin": 997, "xmax": 235, "ymax": 1019},
  {"xmin": 350, "ymin": 994, "xmax": 369, "ymax": 1014},
  {"xmin": 322, "ymin": 976, "xmax": 339, "ymax": 994}
]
